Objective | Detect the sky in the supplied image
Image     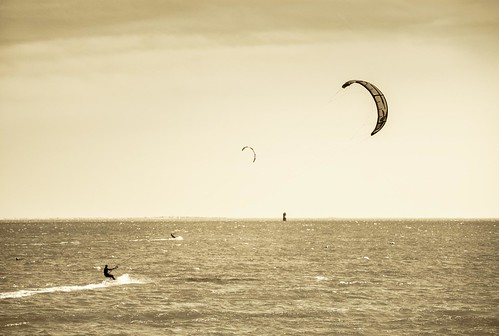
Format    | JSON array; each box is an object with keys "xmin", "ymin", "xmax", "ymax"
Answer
[{"xmin": 1, "ymin": 0, "xmax": 498, "ymax": 219}]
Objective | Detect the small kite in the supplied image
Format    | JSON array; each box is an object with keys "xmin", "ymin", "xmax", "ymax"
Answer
[{"xmin": 241, "ymin": 146, "xmax": 256, "ymax": 163}]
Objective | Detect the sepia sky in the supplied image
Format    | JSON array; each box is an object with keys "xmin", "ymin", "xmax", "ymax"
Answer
[{"xmin": 1, "ymin": 0, "xmax": 498, "ymax": 219}]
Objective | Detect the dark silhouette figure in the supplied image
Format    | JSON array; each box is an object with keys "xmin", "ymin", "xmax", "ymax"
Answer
[
  {"xmin": 283, "ymin": 212, "xmax": 287, "ymax": 221},
  {"xmin": 104, "ymin": 265, "xmax": 117, "ymax": 280},
  {"xmin": 171, "ymin": 233, "xmax": 176, "ymax": 238}
]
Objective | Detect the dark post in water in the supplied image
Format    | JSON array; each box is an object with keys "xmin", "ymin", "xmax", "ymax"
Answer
[{"xmin": 282, "ymin": 212, "xmax": 287, "ymax": 221}]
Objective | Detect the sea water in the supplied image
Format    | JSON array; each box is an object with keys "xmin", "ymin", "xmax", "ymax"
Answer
[{"xmin": 0, "ymin": 219, "xmax": 497, "ymax": 335}]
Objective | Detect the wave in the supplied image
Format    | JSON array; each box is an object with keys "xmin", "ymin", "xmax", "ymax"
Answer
[{"xmin": 0, "ymin": 274, "xmax": 144, "ymax": 299}]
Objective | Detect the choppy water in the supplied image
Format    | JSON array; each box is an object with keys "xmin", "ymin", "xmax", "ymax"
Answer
[{"xmin": 0, "ymin": 219, "xmax": 497, "ymax": 335}]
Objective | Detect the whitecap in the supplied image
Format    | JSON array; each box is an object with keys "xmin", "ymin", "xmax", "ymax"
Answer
[{"xmin": 5, "ymin": 322, "xmax": 28, "ymax": 327}]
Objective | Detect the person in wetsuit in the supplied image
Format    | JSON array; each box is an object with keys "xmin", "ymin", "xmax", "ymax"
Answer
[{"xmin": 104, "ymin": 264, "xmax": 117, "ymax": 280}]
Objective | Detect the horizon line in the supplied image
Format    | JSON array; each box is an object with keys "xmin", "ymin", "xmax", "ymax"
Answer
[{"xmin": 0, "ymin": 216, "xmax": 497, "ymax": 222}]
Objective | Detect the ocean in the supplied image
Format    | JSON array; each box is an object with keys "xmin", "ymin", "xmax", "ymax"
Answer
[{"xmin": 0, "ymin": 219, "xmax": 497, "ymax": 335}]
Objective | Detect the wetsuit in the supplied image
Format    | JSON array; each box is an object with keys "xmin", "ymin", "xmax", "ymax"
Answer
[{"xmin": 104, "ymin": 265, "xmax": 116, "ymax": 280}]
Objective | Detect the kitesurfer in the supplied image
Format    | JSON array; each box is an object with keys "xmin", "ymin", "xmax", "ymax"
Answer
[{"xmin": 104, "ymin": 264, "xmax": 117, "ymax": 280}]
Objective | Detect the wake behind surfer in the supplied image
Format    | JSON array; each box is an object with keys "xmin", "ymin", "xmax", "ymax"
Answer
[{"xmin": 104, "ymin": 264, "xmax": 118, "ymax": 280}]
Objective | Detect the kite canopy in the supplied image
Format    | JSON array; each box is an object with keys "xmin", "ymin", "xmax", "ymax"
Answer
[
  {"xmin": 241, "ymin": 146, "xmax": 256, "ymax": 163},
  {"xmin": 342, "ymin": 80, "xmax": 388, "ymax": 136}
]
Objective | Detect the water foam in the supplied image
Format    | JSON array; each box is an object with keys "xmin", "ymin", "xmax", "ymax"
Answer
[
  {"xmin": 0, "ymin": 274, "xmax": 144, "ymax": 299},
  {"xmin": 151, "ymin": 236, "xmax": 184, "ymax": 241}
]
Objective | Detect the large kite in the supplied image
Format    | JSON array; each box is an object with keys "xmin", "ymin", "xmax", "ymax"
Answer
[
  {"xmin": 241, "ymin": 146, "xmax": 256, "ymax": 163},
  {"xmin": 342, "ymin": 80, "xmax": 388, "ymax": 136}
]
